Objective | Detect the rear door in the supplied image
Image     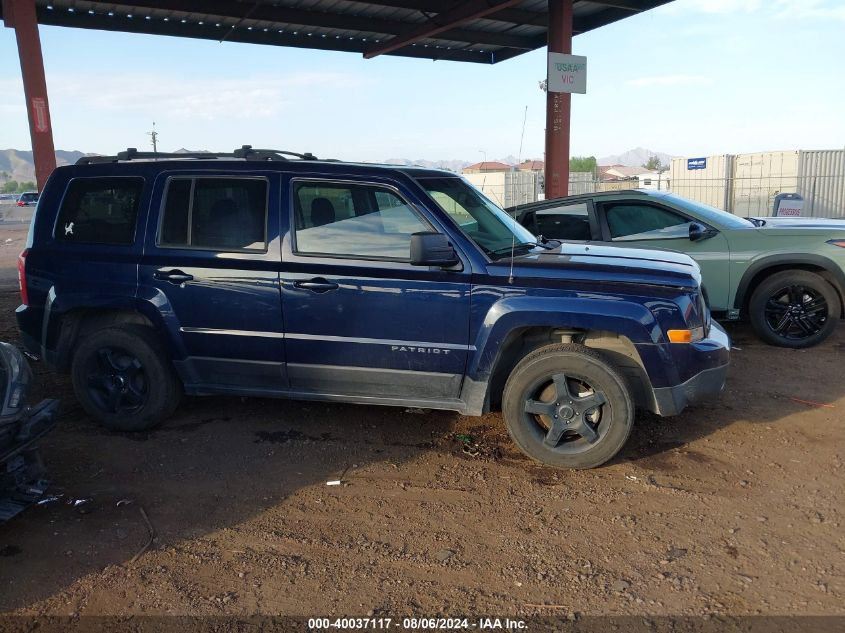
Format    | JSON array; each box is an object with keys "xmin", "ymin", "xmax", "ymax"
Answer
[
  {"xmin": 518, "ymin": 200, "xmax": 599, "ymax": 242},
  {"xmin": 596, "ymin": 200, "xmax": 732, "ymax": 309},
  {"xmin": 22, "ymin": 176, "xmax": 146, "ymax": 356},
  {"xmin": 138, "ymin": 171, "xmax": 287, "ymax": 392},
  {"xmin": 278, "ymin": 175, "xmax": 472, "ymax": 403}
]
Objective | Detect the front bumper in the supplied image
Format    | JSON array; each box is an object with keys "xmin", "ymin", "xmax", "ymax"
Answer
[
  {"xmin": 652, "ymin": 321, "xmax": 730, "ymax": 416},
  {"xmin": 652, "ymin": 363, "xmax": 729, "ymax": 417}
]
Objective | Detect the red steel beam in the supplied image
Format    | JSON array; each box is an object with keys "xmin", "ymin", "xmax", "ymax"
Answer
[
  {"xmin": 3, "ymin": 0, "xmax": 57, "ymax": 191},
  {"xmin": 363, "ymin": 0, "xmax": 526, "ymax": 59},
  {"xmin": 544, "ymin": 0, "xmax": 573, "ymax": 200}
]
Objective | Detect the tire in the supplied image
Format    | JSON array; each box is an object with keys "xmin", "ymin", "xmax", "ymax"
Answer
[
  {"xmin": 748, "ymin": 270, "xmax": 840, "ymax": 349},
  {"xmin": 71, "ymin": 325, "xmax": 182, "ymax": 432},
  {"xmin": 502, "ymin": 343, "xmax": 634, "ymax": 469}
]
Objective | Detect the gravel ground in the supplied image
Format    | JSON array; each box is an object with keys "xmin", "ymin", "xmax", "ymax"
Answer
[{"xmin": 0, "ymin": 257, "xmax": 842, "ymax": 620}]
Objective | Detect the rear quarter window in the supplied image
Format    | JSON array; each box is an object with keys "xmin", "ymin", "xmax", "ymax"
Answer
[{"xmin": 56, "ymin": 177, "xmax": 144, "ymax": 244}]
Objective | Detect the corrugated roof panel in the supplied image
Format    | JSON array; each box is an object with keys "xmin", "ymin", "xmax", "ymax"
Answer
[{"xmin": 18, "ymin": 0, "xmax": 673, "ymax": 64}]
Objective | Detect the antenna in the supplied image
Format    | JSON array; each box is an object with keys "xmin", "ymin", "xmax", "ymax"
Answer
[
  {"xmin": 508, "ymin": 105, "xmax": 529, "ymax": 285},
  {"xmin": 146, "ymin": 122, "xmax": 159, "ymax": 155}
]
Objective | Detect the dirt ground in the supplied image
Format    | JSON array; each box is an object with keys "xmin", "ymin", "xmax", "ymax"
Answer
[{"xmin": 0, "ymin": 236, "xmax": 842, "ymax": 620}]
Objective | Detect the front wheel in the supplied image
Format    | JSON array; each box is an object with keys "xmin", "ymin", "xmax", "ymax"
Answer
[
  {"xmin": 71, "ymin": 325, "xmax": 182, "ymax": 432},
  {"xmin": 502, "ymin": 343, "xmax": 634, "ymax": 469},
  {"xmin": 748, "ymin": 270, "xmax": 840, "ymax": 348}
]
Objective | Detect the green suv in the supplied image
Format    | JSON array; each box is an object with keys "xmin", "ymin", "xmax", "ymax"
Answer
[{"xmin": 510, "ymin": 190, "xmax": 845, "ymax": 348}]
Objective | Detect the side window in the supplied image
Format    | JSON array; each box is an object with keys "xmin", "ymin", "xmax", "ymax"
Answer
[
  {"xmin": 56, "ymin": 177, "xmax": 143, "ymax": 244},
  {"xmin": 605, "ymin": 203, "xmax": 690, "ymax": 241},
  {"xmin": 293, "ymin": 181, "xmax": 429, "ymax": 260},
  {"xmin": 534, "ymin": 202, "xmax": 592, "ymax": 240},
  {"xmin": 159, "ymin": 177, "xmax": 267, "ymax": 251}
]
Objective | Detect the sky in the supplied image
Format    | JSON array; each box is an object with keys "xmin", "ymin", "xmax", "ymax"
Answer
[{"xmin": 1, "ymin": 0, "xmax": 844, "ymax": 162}]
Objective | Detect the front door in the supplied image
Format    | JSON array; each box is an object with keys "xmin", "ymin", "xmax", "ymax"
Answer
[
  {"xmin": 279, "ymin": 176, "xmax": 472, "ymax": 403},
  {"xmin": 598, "ymin": 201, "xmax": 732, "ymax": 309},
  {"xmin": 138, "ymin": 171, "xmax": 287, "ymax": 391}
]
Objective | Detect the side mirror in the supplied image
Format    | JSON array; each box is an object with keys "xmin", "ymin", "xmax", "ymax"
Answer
[
  {"xmin": 410, "ymin": 232, "xmax": 460, "ymax": 267},
  {"xmin": 689, "ymin": 222, "xmax": 708, "ymax": 241}
]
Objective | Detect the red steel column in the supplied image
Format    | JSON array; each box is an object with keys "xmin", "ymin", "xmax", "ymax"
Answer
[
  {"xmin": 544, "ymin": 0, "xmax": 573, "ymax": 200},
  {"xmin": 3, "ymin": 0, "xmax": 57, "ymax": 191}
]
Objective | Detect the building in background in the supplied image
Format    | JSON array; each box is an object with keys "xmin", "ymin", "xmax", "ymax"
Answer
[
  {"xmin": 517, "ymin": 160, "xmax": 544, "ymax": 173},
  {"xmin": 461, "ymin": 161, "xmax": 513, "ymax": 174},
  {"xmin": 462, "ymin": 162, "xmax": 539, "ymax": 208},
  {"xmin": 597, "ymin": 164, "xmax": 664, "ymax": 191}
]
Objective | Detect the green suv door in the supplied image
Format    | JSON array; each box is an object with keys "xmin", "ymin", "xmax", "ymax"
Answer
[{"xmin": 596, "ymin": 200, "xmax": 733, "ymax": 310}]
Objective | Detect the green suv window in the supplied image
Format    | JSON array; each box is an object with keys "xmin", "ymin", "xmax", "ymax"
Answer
[{"xmin": 606, "ymin": 203, "xmax": 691, "ymax": 241}]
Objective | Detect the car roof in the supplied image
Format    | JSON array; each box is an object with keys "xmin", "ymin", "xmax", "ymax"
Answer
[
  {"xmin": 66, "ymin": 148, "xmax": 458, "ymax": 180},
  {"xmin": 53, "ymin": 158, "xmax": 457, "ymax": 181},
  {"xmin": 508, "ymin": 188, "xmax": 670, "ymax": 211}
]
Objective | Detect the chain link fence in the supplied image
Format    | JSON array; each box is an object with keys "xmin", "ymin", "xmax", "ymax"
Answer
[{"xmin": 669, "ymin": 150, "xmax": 845, "ymax": 218}]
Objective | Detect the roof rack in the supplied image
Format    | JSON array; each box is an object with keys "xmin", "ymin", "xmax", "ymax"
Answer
[{"xmin": 76, "ymin": 145, "xmax": 318, "ymax": 165}]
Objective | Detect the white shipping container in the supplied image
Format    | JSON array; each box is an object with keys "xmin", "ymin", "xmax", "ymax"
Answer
[
  {"xmin": 797, "ymin": 150, "xmax": 845, "ymax": 218},
  {"xmin": 669, "ymin": 155, "xmax": 733, "ymax": 210},
  {"xmin": 732, "ymin": 151, "xmax": 799, "ymax": 216}
]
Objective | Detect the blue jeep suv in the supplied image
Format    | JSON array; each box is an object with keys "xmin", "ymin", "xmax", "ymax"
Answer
[{"xmin": 15, "ymin": 147, "xmax": 730, "ymax": 468}]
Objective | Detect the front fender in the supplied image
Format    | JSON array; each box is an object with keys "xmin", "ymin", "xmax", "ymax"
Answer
[
  {"xmin": 467, "ymin": 295, "xmax": 677, "ymax": 386},
  {"xmin": 733, "ymin": 252, "xmax": 845, "ymax": 309}
]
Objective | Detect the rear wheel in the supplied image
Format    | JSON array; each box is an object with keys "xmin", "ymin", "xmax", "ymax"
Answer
[
  {"xmin": 71, "ymin": 325, "xmax": 181, "ymax": 431},
  {"xmin": 748, "ymin": 270, "xmax": 839, "ymax": 348},
  {"xmin": 502, "ymin": 343, "xmax": 634, "ymax": 469}
]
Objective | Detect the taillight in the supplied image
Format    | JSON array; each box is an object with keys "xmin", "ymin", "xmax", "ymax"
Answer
[
  {"xmin": 18, "ymin": 249, "xmax": 28, "ymax": 306},
  {"xmin": 16, "ymin": 201, "xmax": 24, "ymax": 207}
]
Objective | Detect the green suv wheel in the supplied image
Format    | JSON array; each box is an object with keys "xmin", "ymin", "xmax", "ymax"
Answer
[{"xmin": 748, "ymin": 270, "xmax": 840, "ymax": 349}]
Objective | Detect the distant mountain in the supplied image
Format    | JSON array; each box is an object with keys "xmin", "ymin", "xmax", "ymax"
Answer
[
  {"xmin": 382, "ymin": 158, "xmax": 468, "ymax": 173},
  {"xmin": 0, "ymin": 149, "xmax": 91, "ymax": 183},
  {"xmin": 382, "ymin": 155, "xmax": 530, "ymax": 173},
  {"xmin": 597, "ymin": 147, "xmax": 672, "ymax": 168}
]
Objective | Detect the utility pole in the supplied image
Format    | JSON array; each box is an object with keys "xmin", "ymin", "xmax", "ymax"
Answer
[{"xmin": 147, "ymin": 122, "xmax": 159, "ymax": 154}]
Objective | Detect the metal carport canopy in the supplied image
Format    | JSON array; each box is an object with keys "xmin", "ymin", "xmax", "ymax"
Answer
[
  {"xmin": 1, "ymin": 0, "xmax": 670, "ymax": 64},
  {"xmin": 2, "ymin": 0, "xmax": 672, "ymax": 195}
]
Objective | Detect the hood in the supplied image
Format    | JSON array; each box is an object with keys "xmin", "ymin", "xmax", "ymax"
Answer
[
  {"xmin": 749, "ymin": 216, "xmax": 845, "ymax": 230},
  {"xmin": 490, "ymin": 242, "xmax": 700, "ymax": 289}
]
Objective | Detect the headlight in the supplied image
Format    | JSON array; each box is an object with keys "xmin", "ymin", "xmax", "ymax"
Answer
[
  {"xmin": 667, "ymin": 289, "xmax": 708, "ymax": 344},
  {"xmin": 667, "ymin": 327, "xmax": 705, "ymax": 343}
]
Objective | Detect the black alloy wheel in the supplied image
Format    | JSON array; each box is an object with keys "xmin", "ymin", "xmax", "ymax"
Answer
[
  {"xmin": 523, "ymin": 372, "xmax": 607, "ymax": 451},
  {"xmin": 71, "ymin": 325, "xmax": 182, "ymax": 431},
  {"xmin": 762, "ymin": 284, "xmax": 828, "ymax": 341},
  {"xmin": 749, "ymin": 270, "xmax": 839, "ymax": 348},
  {"xmin": 502, "ymin": 343, "xmax": 634, "ymax": 469},
  {"xmin": 85, "ymin": 346, "xmax": 149, "ymax": 414}
]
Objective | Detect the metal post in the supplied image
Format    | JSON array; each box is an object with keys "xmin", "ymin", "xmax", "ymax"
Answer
[
  {"xmin": 3, "ymin": 0, "xmax": 57, "ymax": 191},
  {"xmin": 544, "ymin": 0, "xmax": 573, "ymax": 200}
]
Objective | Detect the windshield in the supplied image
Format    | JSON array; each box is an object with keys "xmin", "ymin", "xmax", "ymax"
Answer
[
  {"xmin": 663, "ymin": 193, "xmax": 754, "ymax": 229},
  {"xmin": 417, "ymin": 177, "xmax": 537, "ymax": 258}
]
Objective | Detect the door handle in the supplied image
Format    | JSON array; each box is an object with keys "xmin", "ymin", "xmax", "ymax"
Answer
[
  {"xmin": 154, "ymin": 269, "xmax": 194, "ymax": 285},
  {"xmin": 293, "ymin": 278, "xmax": 339, "ymax": 293}
]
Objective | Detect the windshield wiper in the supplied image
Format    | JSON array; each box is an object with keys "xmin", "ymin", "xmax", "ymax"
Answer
[{"xmin": 536, "ymin": 234, "xmax": 561, "ymax": 248}]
